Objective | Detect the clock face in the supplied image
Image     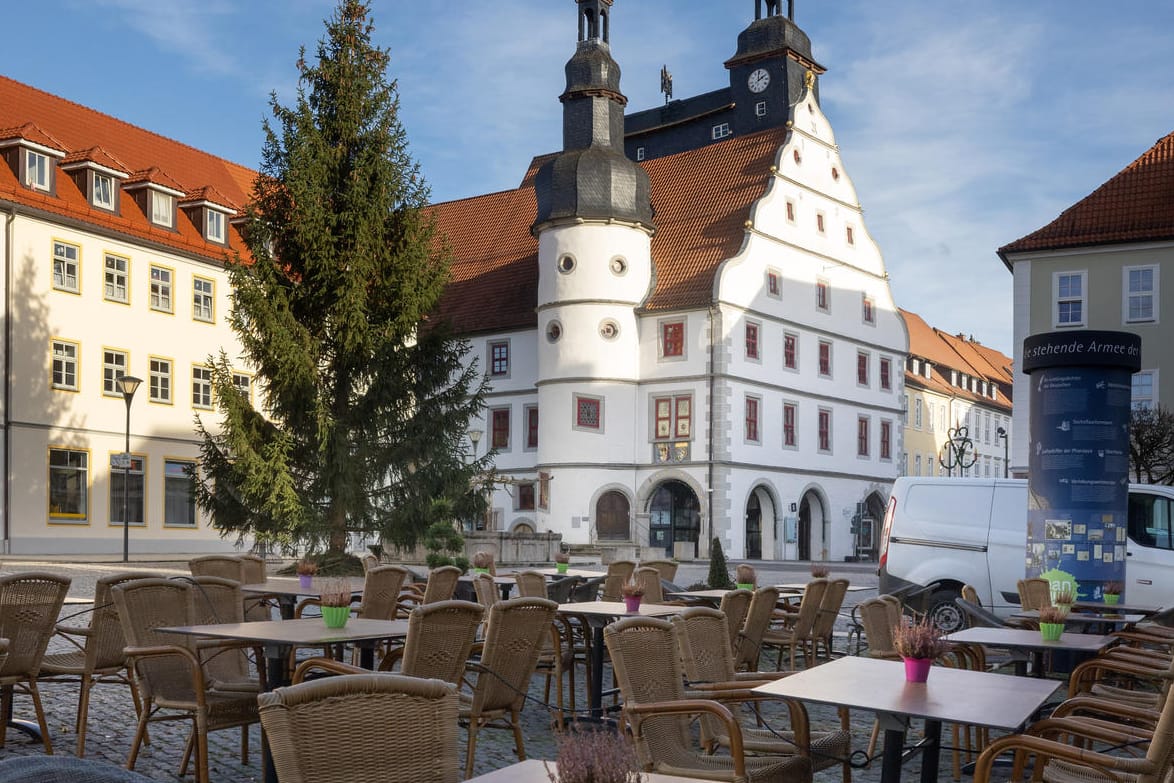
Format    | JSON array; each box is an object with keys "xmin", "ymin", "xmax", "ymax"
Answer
[{"xmin": 748, "ymin": 68, "xmax": 770, "ymax": 93}]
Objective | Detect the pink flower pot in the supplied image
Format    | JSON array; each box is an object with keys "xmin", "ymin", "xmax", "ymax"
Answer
[
  {"xmin": 623, "ymin": 595, "xmax": 642, "ymax": 613},
  {"xmin": 903, "ymin": 657, "xmax": 932, "ymax": 683},
  {"xmin": 298, "ymin": 574, "xmax": 313, "ymax": 589}
]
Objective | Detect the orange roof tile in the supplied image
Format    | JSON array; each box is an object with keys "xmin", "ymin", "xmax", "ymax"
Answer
[
  {"xmin": 900, "ymin": 308, "xmax": 1013, "ymax": 410},
  {"xmin": 0, "ymin": 121, "xmax": 66, "ymax": 152},
  {"xmin": 60, "ymin": 145, "xmax": 131, "ymax": 174},
  {"xmin": 1000, "ymin": 130, "xmax": 1174, "ymax": 259}
]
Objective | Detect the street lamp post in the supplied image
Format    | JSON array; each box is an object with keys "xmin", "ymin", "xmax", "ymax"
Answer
[
  {"xmin": 938, "ymin": 425, "xmax": 978, "ymax": 477},
  {"xmin": 996, "ymin": 426, "xmax": 1009, "ymax": 478},
  {"xmin": 116, "ymin": 375, "xmax": 143, "ymax": 563}
]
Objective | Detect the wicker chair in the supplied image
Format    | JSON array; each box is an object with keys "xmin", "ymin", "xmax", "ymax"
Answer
[
  {"xmin": 546, "ymin": 575, "xmax": 582, "ymax": 604},
  {"xmin": 0, "ymin": 572, "xmax": 71, "ymax": 754},
  {"xmin": 424, "ymin": 566, "xmax": 462, "ymax": 604},
  {"xmin": 604, "ymin": 615, "xmax": 813, "ymax": 783},
  {"xmin": 513, "ymin": 571, "xmax": 547, "ymax": 599},
  {"xmin": 571, "ymin": 575, "xmax": 604, "ymax": 602},
  {"xmin": 111, "ymin": 578, "xmax": 260, "ymax": 783},
  {"xmin": 187, "ymin": 554, "xmax": 242, "ymax": 580},
  {"xmin": 0, "ymin": 756, "xmax": 160, "ymax": 783},
  {"xmin": 259, "ymin": 673, "xmax": 459, "ymax": 783},
  {"xmin": 856, "ymin": 596, "xmax": 903, "ymax": 659},
  {"xmin": 634, "ymin": 566, "xmax": 666, "ymax": 604},
  {"xmin": 461, "ymin": 597, "xmax": 559, "ymax": 778},
  {"xmin": 237, "ymin": 554, "xmax": 275, "ymax": 621},
  {"xmin": 762, "ymin": 579, "xmax": 828, "ymax": 670},
  {"xmin": 361, "ymin": 552, "xmax": 379, "ymax": 572},
  {"xmin": 1017, "ymin": 577, "xmax": 1052, "ymax": 611},
  {"xmin": 718, "ymin": 588, "xmax": 753, "ymax": 651},
  {"xmin": 734, "ymin": 586, "xmax": 783, "ymax": 672},
  {"xmin": 672, "ymin": 607, "xmax": 852, "ymax": 783},
  {"xmin": 295, "ymin": 565, "xmax": 409, "ymax": 662},
  {"xmin": 472, "ymin": 572, "xmax": 502, "ymax": 608},
  {"xmin": 189, "ymin": 576, "xmax": 262, "ymax": 697},
  {"xmin": 640, "ymin": 559, "xmax": 679, "ymax": 583},
  {"xmin": 602, "ymin": 560, "xmax": 637, "ymax": 600},
  {"xmin": 810, "ymin": 578, "xmax": 850, "ymax": 661},
  {"xmin": 39, "ymin": 572, "xmax": 156, "ymax": 755}
]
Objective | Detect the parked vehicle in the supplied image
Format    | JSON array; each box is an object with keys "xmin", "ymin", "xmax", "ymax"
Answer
[{"xmin": 878, "ymin": 476, "xmax": 1174, "ymax": 632}]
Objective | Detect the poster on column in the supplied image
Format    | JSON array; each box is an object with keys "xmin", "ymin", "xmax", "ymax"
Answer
[{"xmin": 1023, "ymin": 331, "xmax": 1140, "ymax": 602}]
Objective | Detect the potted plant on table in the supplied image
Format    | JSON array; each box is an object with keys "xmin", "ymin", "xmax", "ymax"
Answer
[
  {"xmin": 1051, "ymin": 583, "xmax": 1075, "ymax": 617},
  {"xmin": 1102, "ymin": 581, "xmax": 1123, "ymax": 606},
  {"xmin": 472, "ymin": 550, "xmax": 495, "ymax": 575},
  {"xmin": 735, "ymin": 564, "xmax": 757, "ymax": 591},
  {"xmin": 545, "ymin": 724, "xmax": 641, "ymax": 783},
  {"xmin": 296, "ymin": 558, "xmax": 317, "ymax": 589},
  {"xmin": 811, "ymin": 564, "xmax": 830, "ymax": 579},
  {"xmin": 892, "ymin": 618, "xmax": 947, "ymax": 683},
  {"xmin": 318, "ymin": 578, "xmax": 353, "ymax": 629},
  {"xmin": 621, "ymin": 579, "xmax": 644, "ymax": 614},
  {"xmin": 555, "ymin": 551, "xmax": 570, "ymax": 575},
  {"xmin": 1038, "ymin": 606, "xmax": 1066, "ymax": 641}
]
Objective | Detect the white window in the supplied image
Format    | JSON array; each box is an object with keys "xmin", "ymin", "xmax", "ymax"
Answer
[
  {"xmin": 49, "ymin": 448, "xmax": 87, "ymax": 521},
  {"xmin": 52, "ymin": 241, "xmax": 80, "ymax": 293},
  {"xmin": 193, "ymin": 277, "xmax": 214, "ymax": 322},
  {"xmin": 205, "ymin": 210, "xmax": 226, "ymax": 243},
  {"xmin": 1054, "ymin": 271, "xmax": 1086, "ymax": 327},
  {"xmin": 93, "ymin": 173, "xmax": 115, "ymax": 209},
  {"xmin": 1132, "ymin": 370, "xmax": 1156, "ymax": 410},
  {"xmin": 755, "ymin": 101, "xmax": 767, "ymax": 117},
  {"xmin": 711, "ymin": 123, "xmax": 732, "ymax": 140},
  {"xmin": 914, "ymin": 398, "xmax": 923, "ymax": 429},
  {"xmin": 150, "ymin": 266, "xmax": 173, "ymax": 312},
  {"xmin": 151, "ymin": 192, "xmax": 175, "ymax": 227},
  {"xmin": 102, "ymin": 350, "xmax": 127, "ymax": 396},
  {"xmin": 149, "ymin": 357, "xmax": 172, "ymax": 403},
  {"xmin": 192, "ymin": 366, "xmax": 213, "ymax": 409},
  {"xmin": 104, "ymin": 255, "xmax": 129, "ymax": 303},
  {"xmin": 26, "ymin": 149, "xmax": 50, "ymax": 191},
  {"xmin": 635, "ymin": 146, "xmax": 645, "ymax": 161},
  {"xmin": 52, "ymin": 340, "xmax": 79, "ymax": 390},
  {"xmin": 1124, "ymin": 266, "xmax": 1158, "ymax": 323},
  {"xmin": 164, "ymin": 460, "xmax": 197, "ymax": 527},
  {"xmin": 109, "ymin": 455, "xmax": 145, "ymax": 526},
  {"xmin": 232, "ymin": 372, "xmax": 252, "ymax": 401}
]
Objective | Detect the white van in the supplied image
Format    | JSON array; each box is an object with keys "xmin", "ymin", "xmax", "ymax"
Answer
[{"xmin": 877, "ymin": 476, "xmax": 1174, "ymax": 632}]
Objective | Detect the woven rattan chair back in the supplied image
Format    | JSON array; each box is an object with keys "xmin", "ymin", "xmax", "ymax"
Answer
[
  {"xmin": 718, "ymin": 588, "xmax": 753, "ymax": 650},
  {"xmin": 0, "ymin": 756, "xmax": 161, "ymax": 782},
  {"xmin": 189, "ymin": 576, "xmax": 256, "ymax": 687},
  {"xmin": 672, "ymin": 606, "xmax": 737, "ymax": 684},
  {"xmin": 640, "ymin": 559, "xmax": 679, "ymax": 583},
  {"xmin": 357, "ymin": 566, "xmax": 409, "ymax": 620},
  {"xmin": 361, "ymin": 552, "xmax": 379, "ymax": 573},
  {"xmin": 472, "ymin": 572, "xmax": 500, "ymax": 608},
  {"xmin": 634, "ymin": 567, "xmax": 665, "ymax": 604},
  {"xmin": 734, "ymin": 586, "xmax": 781, "ymax": 671},
  {"xmin": 259, "ymin": 673, "xmax": 459, "ymax": 783},
  {"xmin": 546, "ymin": 576, "xmax": 582, "ymax": 603},
  {"xmin": 602, "ymin": 573, "xmax": 625, "ymax": 601},
  {"xmin": 857, "ymin": 597, "xmax": 900, "ymax": 658},
  {"xmin": 0, "ymin": 572, "xmax": 70, "ymax": 753},
  {"xmin": 606, "ymin": 559, "xmax": 637, "ymax": 583},
  {"xmin": 961, "ymin": 584, "xmax": 981, "ymax": 605},
  {"xmin": 571, "ymin": 575, "xmax": 604, "ymax": 602},
  {"xmin": 395, "ymin": 600, "xmax": 483, "ymax": 685},
  {"xmin": 1017, "ymin": 578, "xmax": 1051, "ymax": 611},
  {"xmin": 471, "ymin": 597, "xmax": 559, "ymax": 714},
  {"xmin": 188, "ymin": 555, "xmax": 243, "ymax": 581},
  {"xmin": 423, "ymin": 566, "xmax": 461, "ymax": 604},
  {"xmin": 238, "ymin": 554, "xmax": 266, "ymax": 584},
  {"xmin": 0, "ymin": 638, "xmax": 7, "ymax": 670},
  {"xmin": 513, "ymin": 571, "xmax": 547, "ymax": 599},
  {"xmin": 111, "ymin": 578, "xmax": 202, "ymax": 703},
  {"xmin": 811, "ymin": 578, "xmax": 849, "ymax": 657}
]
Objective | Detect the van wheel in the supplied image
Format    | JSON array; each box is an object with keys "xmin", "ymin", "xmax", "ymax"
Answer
[{"xmin": 925, "ymin": 589, "xmax": 964, "ymax": 634}]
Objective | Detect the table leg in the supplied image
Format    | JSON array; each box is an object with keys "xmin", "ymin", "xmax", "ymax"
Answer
[
  {"xmin": 277, "ymin": 596, "xmax": 296, "ymax": 620},
  {"xmin": 590, "ymin": 624, "xmax": 605, "ymax": 719},
  {"xmin": 2, "ymin": 684, "xmax": 42, "ymax": 743},
  {"xmin": 880, "ymin": 727, "xmax": 905, "ymax": 783},
  {"xmin": 919, "ymin": 720, "xmax": 942, "ymax": 783}
]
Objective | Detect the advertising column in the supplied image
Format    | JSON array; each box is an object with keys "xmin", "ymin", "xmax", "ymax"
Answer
[{"xmin": 1022, "ymin": 330, "xmax": 1141, "ymax": 602}]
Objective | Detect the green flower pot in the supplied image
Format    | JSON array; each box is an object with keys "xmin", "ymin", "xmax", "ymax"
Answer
[
  {"xmin": 736, "ymin": 583, "xmax": 754, "ymax": 591},
  {"xmin": 556, "ymin": 563, "xmax": 569, "ymax": 574},
  {"xmin": 321, "ymin": 605, "xmax": 350, "ymax": 629},
  {"xmin": 1103, "ymin": 593, "xmax": 1120, "ymax": 606},
  {"xmin": 1039, "ymin": 622, "xmax": 1064, "ymax": 641}
]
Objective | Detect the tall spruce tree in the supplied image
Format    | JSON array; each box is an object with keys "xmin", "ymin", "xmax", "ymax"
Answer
[{"xmin": 195, "ymin": 0, "xmax": 489, "ymax": 554}]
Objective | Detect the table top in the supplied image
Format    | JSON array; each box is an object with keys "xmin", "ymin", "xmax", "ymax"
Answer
[
  {"xmin": 751, "ymin": 655, "xmax": 1059, "ymax": 730},
  {"xmin": 528, "ymin": 567, "xmax": 603, "ymax": 579},
  {"xmin": 773, "ymin": 582, "xmax": 874, "ymax": 592},
  {"xmin": 159, "ymin": 617, "xmax": 410, "ymax": 646},
  {"xmin": 945, "ymin": 626, "xmax": 1114, "ymax": 652},
  {"xmin": 458, "ymin": 573, "xmax": 517, "ymax": 585},
  {"xmin": 239, "ymin": 576, "xmax": 366, "ymax": 596},
  {"xmin": 557, "ymin": 600, "xmax": 682, "ymax": 618},
  {"xmin": 1011, "ymin": 609, "xmax": 1144, "ymax": 624},
  {"xmin": 1073, "ymin": 600, "xmax": 1162, "ymax": 615},
  {"xmin": 466, "ymin": 760, "xmax": 709, "ymax": 783},
  {"xmin": 668, "ymin": 589, "xmax": 736, "ymax": 600}
]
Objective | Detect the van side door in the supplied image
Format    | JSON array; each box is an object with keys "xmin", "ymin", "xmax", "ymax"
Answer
[{"xmin": 1126, "ymin": 490, "xmax": 1174, "ymax": 607}]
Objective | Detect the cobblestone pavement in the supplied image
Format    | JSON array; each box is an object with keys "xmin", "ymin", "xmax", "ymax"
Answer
[{"xmin": 0, "ymin": 557, "xmax": 1018, "ymax": 781}]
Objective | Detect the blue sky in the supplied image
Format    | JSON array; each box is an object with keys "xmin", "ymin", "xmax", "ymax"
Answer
[{"xmin": 6, "ymin": 1, "xmax": 1174, "ymax": 356}]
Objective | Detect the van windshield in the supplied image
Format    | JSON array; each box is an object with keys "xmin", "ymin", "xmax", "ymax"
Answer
[{"xmin": 1128, "ymin": 494, "xmax": 1174, "ymax": 550}]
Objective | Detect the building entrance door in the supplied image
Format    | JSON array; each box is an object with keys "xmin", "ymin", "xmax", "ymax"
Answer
[
  {"xmin": 745, "ymin": 494, "xmax": 762, "ymax": 559},
  {"xmin": 649, "ymin": 480, "xmax": 700, "ymax": 557}
]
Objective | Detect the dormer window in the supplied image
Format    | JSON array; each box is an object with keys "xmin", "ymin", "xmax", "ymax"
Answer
[
  {"xmin": 25, "ymin": 150, "xmax": 50, "ymax": 191},
  {"xmin": 151, "ymin": 191, "xmax": 175, "ymax": 228},
  {"xmin": 206, "ymin": 210, "xmax": 226, "ymax": 243},
  {"xmin": 92, "ymin": 173, "xmax": 115, "ymax": 210}
]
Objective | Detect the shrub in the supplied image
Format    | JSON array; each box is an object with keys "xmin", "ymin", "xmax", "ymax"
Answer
[{"xmin": 708, "ymin": 537, "xmax": 734, "ymax": 589}]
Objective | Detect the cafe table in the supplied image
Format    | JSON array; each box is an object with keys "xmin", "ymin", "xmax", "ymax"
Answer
[
  {"xmin": 239, "ymin": 576, "xmax": 366, "ymax": 619},
  {"xmin": 1073, "ymin": 600, "xmax": 1163, "ymax": 616},
  {"xmin": 752, "ymin": 656, "xmax": 1059, "ymax": 783},
  {"xmin": 557, "ymin": 600, "xmax": 683, "ymax": 718},
  {"xmin": 466, "ymin": 759, "xmax": 714, "ymax": 782},
  {"xmin": 1011, "ymin": 608, "xmax": 1144, "ymax": 634},
  {"xmin": 458, "ymin": 572, "xmax": 518, "ymax": 600},
  {"xmin": 944, "ymin": 626, "xmax": 1114, "ymax": 677},
  {"xmin": 530, "ymin": 567, "xmax": 604, "ymax": 579}
]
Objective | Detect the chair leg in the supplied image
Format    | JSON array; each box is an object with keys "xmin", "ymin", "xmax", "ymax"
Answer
[
  {"xmin": 240, "ymin": 724, "xmax": 249, "ymax": 764},
  {"xmin": 180, "ymin": 731, "xmax": 195, "ymax": 775},
  {"xmin": 126, "ymin": 703, "xmax": 152, "ymax": 770},
  {"xmin": 511, "ymin": 709, "xmax": 527, "ymax": 762},
  {"xmin": 0, "ymin": 684, "xmax": 11, "ymax": 747},
  {"xmin": 196, "ymin": 713, "xmax": 210, "ymax": 783},
  {"xmin": 465, "ymin": 721, "xmax": 480, "ymax": 780},
  {"xmin": 76, "ymin": 675, "xmax": 94, "ymax": 756},
  {"xmin": 27, "ymin": 680, "xmax": 53, "ymax": 754}
]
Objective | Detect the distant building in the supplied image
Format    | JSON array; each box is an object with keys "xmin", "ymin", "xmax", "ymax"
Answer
[
  {"xmin": 898, "ymin": 310, "xmax": 1013, "ymax": 480},
  {"xmin": 999, "ymin": 131, "xmax": 1174, "ymax": 476},
  {"xmin": 435, "ymin": 0, "xmax": 907, "ymax": 563}
]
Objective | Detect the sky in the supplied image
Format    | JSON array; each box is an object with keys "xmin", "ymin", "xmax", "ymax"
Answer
[{"xmin": 6, "ymin": 0, "xmax": 1174, "ymax": 357}]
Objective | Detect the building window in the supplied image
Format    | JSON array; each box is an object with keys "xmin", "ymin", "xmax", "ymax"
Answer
[
  {"xmin": 525, "ymin": 405, "xmax": 539, "ymax": 449},
  {"xmin": 857, "ymin": 351, "xmax": 870, "ymax": 386},
  {"xmin": 1124, "ymin": 266, "xmax": 1158, "ymax": 323},
  {"xmin": 192, "ymin": 366, "xmax": 213, "ymax": 409},
  {"xmin": 102, "ymin": 350, "xmax": 128, "ymax": 396},
  {"xmin": 816, "ymin": 279, "xmax": 830, "ymax": 312},
  {"xmin": 1132, "ymin": 370, "xmax": 1156, "ymax": 410},
  {"xmin": 49, "ymin": 448, "xmax": 87, "ymax": 521},
  {"xmin": 149, "ymin": 357, "xmax": 172, "ymax": 404},
  {"xmin": 915, "ymin": 454, "xmax": 922, "ymax": 476},
  {"xmin": 636, "ymin": 146, "xmax": 645, "ymax": 161},
  {"xmin": 164, "ymin": 459, "xmax": 197, "ymax": 527},
  {"xmin": 151, "ymin": 192, "xmax": 175, "ymax": 228},
  {"xmin": 1054, "ymin": 271, "xmax": 1086, "ymax": 327},
  {"xmin": 817, "ymin": 408, "xmax": 831, "ymax": 453},
  {"xmin": 53, "ymin": 241, "xmax": 80, "ymax": 293},
  {"xmin": 26, "ymin": 150, "xmax": 51, "ymax": 191},
  {"xmin": 862, "ymin": 295, "xmax": 875, "ymax": 324},
  {"xmin": 205, "ymin": 210, "xmax": 226, "ymax": 243},
  {"xmin": 232, "ymin": 372, "xmax": 252, "ymax": 401},
  {"xmin": 745, "ymin": 396, "xmax": 760, "ymax": 443},
  {"xmin": 712, "ymin": 123, "xmax": 732, "ymax": 140},
  {"xmin": 192, "ymin": 277, "xmax": 215, "ymax": 322},
  {"xmin": 109, "ymin": 455, "xmax": 145, "ymax": 527},
  {"xmin": 880, "ymin": 420, "xmax": 892, "ymax": 460},
  {"xmin": 150, "ymin": 266, "xmax": 173, "ymax": 313},
  {"xmin": 816, "ymin": 213, "xmax": 825, "ymax": 233},
  {"xmin": 517, "ymin": 482, "xmax": 536, "ymax": 511},
  {"xmin": 92, "ymin": 172, "xmax": 115, "ymax": 210},
  {"xmin": 755, "ymin": 101, "xmax": 767, "ymax": 117},
  {"xmin": 104, "ymin": 254, "xmax": 129, "ymax": 303},
  {"xmin": 879, "ymin": 357, "xmax": 892, "ymax": 391},
  {"xmin": 914, "ymin": 398, "xmax": 923, "ymax": 429},
  {"xmin": 52, "ymin": 340, "xmax": 79, "ymax": 391},
  {"xmin": 766, "ymin": 270, "xmax": 781, "ymax": 297},
  {"xmin": 745, "ymin": 321, "xmax": 760, "ymax": 360},
  {"xmin": 928, "ymin": 401, "xmax": 936, "ymax": 432},
  {"xmin": 491, "ymin": 407, "xmax": 511, "ymax": 450},
  {"xmin": 857, "ymin": 417, "xmax": 870, "ymax": 457},
  {"xmin": 489, "ymin": 340, "xmax": 510, "ymax": 377},
  {"xmin": 783, "ymin": 332, "xmax": 798, "ymax": 370},
  {"xmin": 783, "ymin": 402, "xmax": 797, "ymax": 447},
  {"xmin": 661, "ymin": 321, "xmax": 684, "ymax": 358},
  {"xmin": 785, "ymin": 201, "xmax": 795, "ymax": 222},
  {"xmin": 846, "ymin": 226, "xmax": 855, "ymax": 246},
  {"xmin": 653, "ymin": 395, "xmax": 691, "ymax": 440},
  {"xmin": 818, "ymin": 340, "xmax": 832, "ymax": 377},
  {"xmin": 575, "ymin": 395, "xmax": 602, "ymax": 431}
]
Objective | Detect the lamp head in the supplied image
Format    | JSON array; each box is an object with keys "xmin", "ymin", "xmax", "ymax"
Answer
[
  {"xmin": 996, "ymin": 426, "xmax": 1007, "ymax": 438},
  {"xmin": 116, "ymin": 375, "xmax": 143, "ymax": 399}
]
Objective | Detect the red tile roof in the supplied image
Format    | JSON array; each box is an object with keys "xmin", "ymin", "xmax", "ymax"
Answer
[
  {"xmin": 433, "ymin": 126, "xmax": 786, "ymax": 334},
  {"xmin": 900, "ymin": 308, "xmax": 1013, "ymax": 410},
  {"xmin": 60, "ymin": 146, "xmax": 131, "ymax": 174},
  {"xmin": 1000, "ymin": 130, "xmax": 1174, "ymax": 260},
  {"xmin": 0, "ymin": 75, "xmax": 255, "ymax": 264}
]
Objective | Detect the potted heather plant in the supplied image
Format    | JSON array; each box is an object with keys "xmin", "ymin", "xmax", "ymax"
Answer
[
  {"xmin": 1038, "ymin": 606, "xmax": 1066, "ymax": 641},
  {"xmin": 545, "ymin": 725, "xmax": 641, "ymax": 783},
  {"xmin": 811, "ymin": 564, "xmax": 830, "ymax": 579},
  {"xmin": 892, "ymin": 618, "xmax": 947, "ymax": 682},
  {"xmin": 1051, "ymin": 583, "xmax": 1075, "ymax": 617},
  {"xmin": 1102, "ymin": 581, "xmax": 1123, "ymax": 606},
  {"xmin": 472, "ymin": 550, "xmax": 495, "ymax": 575},
  {"xmin": 735, "ymin": 564, "xmax": 757, "ymax": 591},
  {"xmin": 296, "ymin": 558, "xmax": 317, "ymax": 589},
  {"xmin": 318, "ymin": 578, "xmax": 353, "ymax": 629},
  {"xmin": 555, "ymin": 551, "xmax": 570, "ymax": 574},
  {"xmin": 621, "ymin": 578, "xmax": 644, "ymax": 613}
]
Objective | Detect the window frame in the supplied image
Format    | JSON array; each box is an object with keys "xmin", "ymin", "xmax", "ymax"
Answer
[
  {"xmin": 660, "ymin": 320, "xmax": 685, "ymax": 360},
  {"xmin": 783, "ymin": 401, "xmax": 798, "ymax": 449},
  {"xmin": 879, "ymin": 356, "xmax": 892, "ymax": 391},
  {"xmin": 817, "ymin": 407, "xmax": 832, "ymax": 453},
  {"xmin": 52, "ymin": 240, "xmax": 80, "ymax": 294},
  {"xmin": 516, "ymin": 482, "xmax": 537, "ymax": 512},
  {"xmin": 862, "ymin": 294, "xmax": 875, "ymax": 325},
  {"xmin": 26, "ymin": 149, "xmax": 51, "ymax": 191},
  {"xmin": 150, "ymin": 265, "xmax": 175, "ymax": 314},
  {"xmin": 92, "ymin": 172, "xmax": 115, "ymax": 210},
  {"xmin": 846, "ymin": 225, "xmax": 855, "ymax": 246},
  {"xmin": 818, "ymin": 340, "xmax": 832, "ymax": 378},
  {"xmin": 149, "ymin": 356, "xmax": 173, "ymax": 405},
  {"xmin": 652, "ymin": 394, "xmax": 692, "ymax": 442},
  {"xmin": 766, "ymin": 269, "xmax": 781, "ymax": 298},
  {"xmin": 856, "ymin": 350, "xmax": 870, "ymax": 387},
  {"xmin": 783, "ymin": 332, "xmax": 799, "ymax": 371},
  {"xmin": 1053, "ymin": 270, "xmax": 1087, "ymax": 327},
  {"xmin": 108, "ymin": 453, "xmax": 146, "ymax": 528},
  {"xmin": 491, "ymin": 407, "xmax": 511, "ymax": 450},
  {"xmin": 192, "ymin": 276, "xmax": 215, "ymax": 323},
  {"xmin": 150, "ymin": 190, "xmax": 175, "ymax": 228},
  {"xmin": 711, "ymin": 122, "xmax": 732, "ymax": 140},
  {"xmin": 104, "ymin": 253, "xmax": 130, "ymax": 304},
  {"xmin": 914, "ymin": 397, "xmax": 923, "ymax": 429},
  {"xmin": 205, "ymin": 210, "xmax": 226, "ymax": 243},
  {"xmin": 755, "ymin": 101, "xmax": 767, "ymax": 117},
  {"xmin": 816, "ymin": 278, "xmax": 830, "ymax": 313},
  {"xmin": 815, "ymin": 212, "xmax": 826, "ymax": 234},
  {"xmin": 232, "ymin": 372, "xmax": 252, "ymax": 403},
  {"xmin": 163, "ymin": 459, "xmax": 198, "ymax": 528},
  {"xmin": 1123, "ymin": 265, "xmax": 1159, "ymax": 324},
  {"xmin": 857, "ymin": 416, "xmax": 870, "ymax": 458},
  {"xmin": 48, "ymin": 447, "xmax": 89, "ymax": 523},
  {"xmin": 51, "ymin": 338, "xmax": 80, "ymax": 391},
  {"xmin": 744, "ymin": 320, "xmax": 761, "ymax": 361},
  {"xmin": 880, "ymin": 419, "xmax": 892, "ymax": 461},
  {"xmin": 574, "ymin": 394, "xmax": 603, "ymax": 433},
  {"xmin": 1132, "ymin": 369, "xmax": 1157, "ymax": 410},
  {"xmin": 102, "ymin": 348, "xmax": 128, "ymax": 397},
  {"xmin": 744, "ymin": 394, "xmax": 761, "ymax": 444},
  {"xmin": 488, "ymin": 340, "xmax": 510, "ymax": 378},
  {"xmin": 192, "ymin": 365, "xmax": 214, "ymax": 410},
  {"xmin": 524, "ymin": 404, "xmax": 539, "ymax": 450}
]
